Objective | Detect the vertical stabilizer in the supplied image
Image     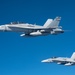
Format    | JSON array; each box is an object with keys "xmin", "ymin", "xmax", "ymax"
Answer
[
  {"xmin": 45, "ymin": 16, "xmax": 61, "ymax": 28},
  {"xmin": 44, "ymin": 19, "xmax": 53, "ymax": 27},
  {"xmin": 71, "ymin": 52, "xmax": 75, "ymax": 60}
]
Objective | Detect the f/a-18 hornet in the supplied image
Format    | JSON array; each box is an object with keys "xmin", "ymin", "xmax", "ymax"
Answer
[
  {"xmin": 0, "ymin": 17, "xmax": 64, "ymax": 37},
  {"xmin": 41, "ymin": 52, "xmax": 75, "ymax": 66}
]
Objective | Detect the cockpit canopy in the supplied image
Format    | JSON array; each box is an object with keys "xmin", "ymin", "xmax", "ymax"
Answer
[
  {"xmin": 10, "ymin": 21, "xmax": 25, "ymax": 24},
  {"xmin": 51, "ymin": 57, "xmax": 57, "ymax": 58}
]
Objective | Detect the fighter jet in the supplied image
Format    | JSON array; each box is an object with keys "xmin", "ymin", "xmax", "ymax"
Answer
[
  {"xmin": 0, "ymin": 17, "xmax": 64, "ymax": 37},
  {"xmin": 41, "ymin": 52, "xmax": 75, "ymax": 66}
]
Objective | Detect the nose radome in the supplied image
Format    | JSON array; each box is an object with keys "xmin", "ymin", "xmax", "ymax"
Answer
[
  {"xmin": 0, "ymin": 26, "xmax": 3, "ymax": 31},
  {"xmin": 0, "ymin": 26, "xmax": 2, "ymax": 28},
  {"xmin": 41, "ymin": 60, "xmax": 48, "ymax": 63},
  {"xmin": 0, "ymin": 26, "xmax": 5, "ymax": 31}
]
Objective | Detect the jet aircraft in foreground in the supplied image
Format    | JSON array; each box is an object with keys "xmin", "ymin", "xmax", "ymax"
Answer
[
  {"xmin": 41, "ymin": 52, "xmax": 75, "ymax": 66},
  {"xmin": 0, "ymin": 17, "xmax": 64, "ymax": 37}
]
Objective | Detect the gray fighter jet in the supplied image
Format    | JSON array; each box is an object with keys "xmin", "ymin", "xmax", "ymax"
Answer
[
  {"xmin": 0, "ymin": 17, "xmax": 64, "ymax": 37},
  {"xmin": 41, "ymin": 52, "xmax": 75, "ymax": 66}
]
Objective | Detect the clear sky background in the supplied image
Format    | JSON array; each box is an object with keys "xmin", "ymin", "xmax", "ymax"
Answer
[{"xmin": 0, "ymin": 0, "xmax": 75, "ymax": 75}]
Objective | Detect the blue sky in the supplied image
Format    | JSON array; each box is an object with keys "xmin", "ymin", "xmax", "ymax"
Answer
[{"xmin": 0, "ymin": 0, "xmax": 75, "ymax": 75}]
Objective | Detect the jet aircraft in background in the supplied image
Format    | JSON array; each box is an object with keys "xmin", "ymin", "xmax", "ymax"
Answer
[
  {"xmin": 0, "ymin": 17, "xmax": 64, "ymax": 37},
  {"xmin": 41, "ymin": 52, "xmax": 75, "ymax": 66}
]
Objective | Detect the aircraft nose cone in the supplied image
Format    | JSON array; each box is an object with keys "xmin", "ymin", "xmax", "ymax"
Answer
[
  {"xmin": 41, "ymin": 60, "xmax": 48, "ymax": 63},
  {"xmin": 41, "ymin": 59, "xmax": 53, "ymax": 63},
  {"xmin": 0, "ymin": 26, "xmax": 5, "ymax": 31},
  {"xmin": 0, "ymin": 26, "xmax": 3, "ymax": 31}
]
